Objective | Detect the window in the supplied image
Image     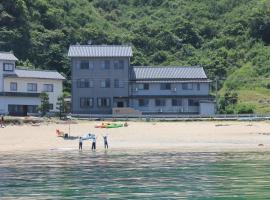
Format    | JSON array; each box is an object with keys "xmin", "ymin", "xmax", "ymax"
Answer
[
  {"xmin": 155, "ymin": 99, "xmax": 166, "ymax": 106},
  {"xmin": 3, "ymin": 63, "xmax": 14, "ymax": 72},
  {"xmin": 114, "ymin": 79, "xmax": 119, "ymax": 88},
  {"xmin": 43, "ymin": 84, "xmax": 54, "ymax": 92},
  {"xmin": 80, "ymin": 61, "xmax": 89, "ymax": 69},
  {"xmin": 80, "ymin": 98, "xmax": 94, "ymax": 108},
  {"xmin": 10, "ymin": 82, "xmax": 17, "ymax": 91},
  {"xmin": 97, "ymin": 98, "xmax": 111, "ymax": 107},
  {"xmin": 27, "ymin": 83, "xmax": 37, "ymax": 92},
  {"xmin": 114, "ymin": 79, "xmax": 124, "ymax": 88},
  {"xmin": 77, "ymin": 79, "xmax": 93, "ymax": 88},
  {"xmin": 49, "ymin": 104, "xmax": 54, "ymax": 110},
  {"xmin": 101, "ymin": 79, "xmax": 110, "ymax": 88},
  {"xmin": 138, "ymin": 99, "xmax": 149, "ymax": 107},
  {"xmin": 138, "ymin": 83, "xmax": 149, "ymax": 90},
  {"xmin": 102, "ymin": 60, "xmax": 110, "ymax": 69},
  {"xmin": 188, "ymin": 99, "xmax": 199, "ymax": 106},
  {"xmin": 172, "ymin": 99, "xmax": 182, "ymax": 106},
  {"xmin": 182, "ymin": 83, "xmax": 193, "ymax": 90},
  {"xmin": 197, "ymin": 83, "xmax": 200, "ymax": 90},
  {"xmin": 160, "ymin": 83, "xmax": 171, "ymax": 90},
  {"xmin": 114, "ymin": 60, "xmax": 124, "ymax": 69}
]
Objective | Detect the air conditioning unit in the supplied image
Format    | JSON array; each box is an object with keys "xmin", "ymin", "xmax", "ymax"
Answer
[
  {"xmin": 172, "ymin": 88, "xmax": 177, "ymax": 92},
  {"xmin": 135, "ymin": 88, "xmax": 138, "ymax": 92},
  {"xmin": 159, "ymin": 108, "xmax": 163, "ymax": 113},
  {"xmin": 179, "ymin": 107, "xmax": 184, "ymax": 113}
]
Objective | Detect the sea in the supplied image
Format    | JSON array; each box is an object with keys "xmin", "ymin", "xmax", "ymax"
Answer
[{"xmin": 0, "ymin": 150, "xmax": 270, "ymax": 199}]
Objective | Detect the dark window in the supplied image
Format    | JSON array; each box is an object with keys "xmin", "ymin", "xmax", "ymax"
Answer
[
  {"xmin": 77, "ymin": 79, "xmax": 93, "ymax": 88},
  {"xmin": 43, "ymin": 84, "xmax": 54, "ymax": 92},
  {"xmin": 139, "ymin": 83, "xmax": 149, "ymax": 90},
  {"xmin": 27, "ymin": 105, "xmax": 38, "ymax": 113},
  {"xmin": 27, "ymin": 83, "xmax": 37, "ymax": 92},
  {"xmin": 155, "ymin": 99, "xmax": 166, "ymax": 106},
  {"xmin": 97, "ymin": 98, "xmax": 111, "ymax": 107},
  {"xmin": 197, "ymin": 83, "xmax": 200, "ymax": 90},
  {"xmin": 172, "ymin": 99, "xmax": 182, "ymax": 106},
  {"xmin": 80, "ymin": 61, "xmax": 89, "ymax": 69},
  {"xmin": 114, "ymin": 79, "xmax": 124, "ymax": 88},
  {"xmin": 102, "ymin": 60, "xmax": 110, "ymax": 69},
  {"xmin": 114, "ymin": 60, "xmax": 124, "ymax": 69},
  {"xmin": 182, "ymin": 83, "xmax": 193, "ymax": 90},
  {"xmin": 80, "ymin": 98, "xmax": 94, "ymax": 108},
  {"xmin": 10, "ymin": 82, "xmax": 17, "ymax": 91},
  {"xmin": 138, "ymin": 99, "xmax": 149, "ymax": 107},
  {"xmin": 160, "ymin": 83, "xmax": 171, "ymax": 90},
  {"xmin": 49, "ymin": 104, "xmax": 54, "ymax": 110},
  {"xmin": 188, "ymin": 99, "xmax": 199, "ymax": 106},
  {"xmin": 101, "ymin": 79, "xmax": 110, "ymax": 88},
  {"xmin": 3, "ymin": 63, "xmax": 14, "ymax": 71},
  {"xmin": 114, "ymin": 79, "xmax": 119, "ymax": 88},
  {"xmin": 119, "ymin": 60, "xmax": 124, "ymax": 69}
]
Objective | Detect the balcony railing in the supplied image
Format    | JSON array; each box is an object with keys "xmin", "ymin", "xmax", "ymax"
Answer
[{"xmin": 0, "ymin": 92, "xmax": 40, "ymax": 97}]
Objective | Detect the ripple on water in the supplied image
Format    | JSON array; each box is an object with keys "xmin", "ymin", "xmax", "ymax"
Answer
[{"xmin": 0, "ymin": 151, "xmax": 270, "ymax": 199}]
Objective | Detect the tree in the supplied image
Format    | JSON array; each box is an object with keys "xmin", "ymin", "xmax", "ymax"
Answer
[
  {"xmin": 56, "ymin": 94, "xmax": 68, "ymax": 119},
  {"xmin": 39, "ymin": 92, "xmax": 50, "ymax": 116}
]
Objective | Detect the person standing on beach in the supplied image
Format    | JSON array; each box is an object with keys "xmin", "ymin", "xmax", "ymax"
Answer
[
  {"xmin": 103, "ymin": 135, "xmax": 108, "ymax": 149},
  {"xmin": 79, "ymin": 137, "xmax": 83, "ymax": 150},
  {"xmin": 0, "ymin": 115, "xmax": 4, "ymax": 128},
  {"xmin": 92, "ymin": 135, "xmax": 96, "ymax": 150}
]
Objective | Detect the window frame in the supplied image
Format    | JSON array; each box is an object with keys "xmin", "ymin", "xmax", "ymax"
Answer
[
  {"xmin": 80, "ymin": 61, "xmax": 90, "ymax": 70},
  {"xmin": 27, "ymin": 83, "xmax": 37, "ymax": 92},
  {"xmin": 101, "ymin": 79, "xmax": 110, "ymax": 88},
  {"xmin": 138, "ymin": 99, "xmax": 149, "ymax": 107},
  {"xmin": 43, "ymin": 84, "xmax": 54, "ymax": 92},
  {"xmin": 10, "ymin": 82, "xmax": 17, "ymax": 91},
  {"xmin": 172, "ymin": 99, "xmax": 182, "ymax": 106},
  {"xmin": 97, "ymin": 97, "xmax": 111, "ymax": 107},
  {"xmin": 182, "ymin": 83, "xmax": 193, "ymax": 90},
  {"xmin": 3, "ymin": 63, "xmax": 15, "ymax": 72},
  {"xmin": 155, "ymin": 99, "xmax": 166, "ymax": 107},
  {"xmin": 80, "ymin": 97, "xmax": 94, "ymax": 108},
  {"xmin": 160, "ymin": 83, "xmax": 171, "ymax": 90},
  {"xmin": 188, "ymin": 99, "xmax": 199, "ymax": 106}
]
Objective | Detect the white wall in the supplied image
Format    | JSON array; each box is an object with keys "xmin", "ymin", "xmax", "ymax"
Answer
[{"xmin": 3, "ymin": 77, "xmax": 63, "ymax": 111}]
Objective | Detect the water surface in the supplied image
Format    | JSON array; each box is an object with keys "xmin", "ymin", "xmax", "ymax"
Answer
[{"xmin": 0, "ymin": 150, "xmax": 270, "ymax": 199}]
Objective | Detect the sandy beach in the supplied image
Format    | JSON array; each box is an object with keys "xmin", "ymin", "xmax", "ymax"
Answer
[{"xmin": 1, "ymin": 121, "xmax": 270, "ymax": 153}]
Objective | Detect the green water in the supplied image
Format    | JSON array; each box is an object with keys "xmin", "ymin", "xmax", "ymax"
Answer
[{"xmin": 0, "ymin": 150, "xmax": 270, "ymax": 199}]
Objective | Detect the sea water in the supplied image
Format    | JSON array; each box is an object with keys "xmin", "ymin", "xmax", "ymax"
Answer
[{"xmin": 0, "ymin": 150, "xmax": 270, "ymax": 199}]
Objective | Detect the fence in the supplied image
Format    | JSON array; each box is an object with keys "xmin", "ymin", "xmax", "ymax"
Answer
[{"xmin": 70, "ymin": 113, "xmax": 270, "ymax": 121}]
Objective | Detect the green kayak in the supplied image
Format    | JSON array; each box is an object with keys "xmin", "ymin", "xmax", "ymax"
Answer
[{"xmin": 106, "ymin": 123, "xmax": 123, "ymax": 128}]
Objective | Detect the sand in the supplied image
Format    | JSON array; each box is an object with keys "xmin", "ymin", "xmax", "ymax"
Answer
[{"xmin": 1, "ymin": 121, "xmax": 270, "ymax": 153}]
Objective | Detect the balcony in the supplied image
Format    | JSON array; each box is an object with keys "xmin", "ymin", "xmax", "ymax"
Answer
[{"xmin": 0, "ymin": 92, "xmax": 40, "ymax": 97}]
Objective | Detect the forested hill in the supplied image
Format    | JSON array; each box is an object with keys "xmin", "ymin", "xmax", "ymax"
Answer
[{"xmin": 1, "ymin": 0, "xmax": 270, "ymax": 113}]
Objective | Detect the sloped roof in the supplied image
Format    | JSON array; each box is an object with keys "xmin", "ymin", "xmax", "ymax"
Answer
[
  {"xmin": 0, "ymin": 52, "xmax": 18, "ymax": 61},
  {"xmin": 5, "ymin": 69, "xmax": 65, "ymax": 80},
  {"xmin": 130, "ymin": 66, "xmax": 208, "ymax": 80},
  {"xmin": 68, "ymin": 45, "xmax": 132, "ymax": 57}
]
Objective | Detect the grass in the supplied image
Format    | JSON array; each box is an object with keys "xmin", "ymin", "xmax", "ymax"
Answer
[{"xmin": 238, "ymin": 88, "xmax": 270, "ymax": 114}]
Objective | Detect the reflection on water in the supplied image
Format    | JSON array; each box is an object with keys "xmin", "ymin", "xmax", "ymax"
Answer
[{"xmin": 0, "ymin": 150, "xmax": 270, "ymax": 199}]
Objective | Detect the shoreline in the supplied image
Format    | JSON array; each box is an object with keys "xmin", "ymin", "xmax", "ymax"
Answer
[{"xmin": 1, "ymin": 121, "xmax": 270, "ymax": 153}]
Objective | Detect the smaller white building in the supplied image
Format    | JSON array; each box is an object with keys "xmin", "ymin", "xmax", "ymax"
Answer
[{"xmin": 0, "ymin": 52, "xmax": 65, "ymax": 116}]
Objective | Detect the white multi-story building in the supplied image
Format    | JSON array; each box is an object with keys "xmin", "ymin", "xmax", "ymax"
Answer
[{"xmin": 0, "ymin": 52, "xmax": 65, "ymax": 116}]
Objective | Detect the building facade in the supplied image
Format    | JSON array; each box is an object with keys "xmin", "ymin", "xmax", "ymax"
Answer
[
  {"xmin": 68, "ymin": 45, "xmax": 215, "ymax": 115},
  {"xmin": 0, "ymin": 52, "xmax": 65, "ymax": 116},
  {"xmin": 69, "ymin": 45, "xmax": 132, "ymax": 114}
]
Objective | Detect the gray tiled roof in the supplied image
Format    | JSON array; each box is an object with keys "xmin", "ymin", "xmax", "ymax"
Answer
[
  {"xmin": 68, "ymin": 45, "xmax": 132, "ymax": 57},
  {"xmin": 130, "ymin": 66, "xmax": 208, "ymax": 80},
  {"xmin": 0, "ymin": 52, "xmax": 18, "ymax": 61},
  {"xmin": 5, "ymin": 69, "xmax": 65, "ymax": 80}
]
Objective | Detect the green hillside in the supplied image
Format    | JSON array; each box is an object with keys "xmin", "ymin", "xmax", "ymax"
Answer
[{"xmin": 1, "ymin": 0, "xmax": 270, "ymax": 113}]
